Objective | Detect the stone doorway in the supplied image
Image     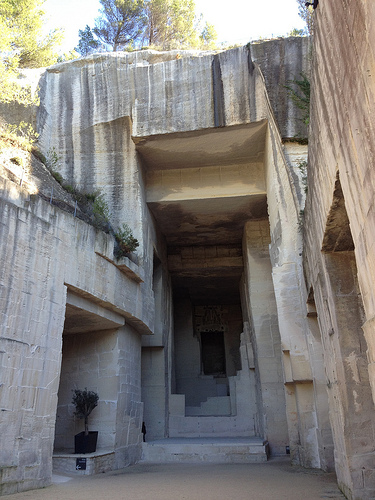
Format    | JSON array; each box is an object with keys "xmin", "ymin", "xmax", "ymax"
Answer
[{"xmin": 201, "ymin": 331, "xmax": 226, "ymax": 376}]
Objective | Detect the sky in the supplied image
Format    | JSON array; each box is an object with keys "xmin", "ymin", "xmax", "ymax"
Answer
[{"xmin": 42, "ymin": 0, "xmax": 306, "ymax": 54}]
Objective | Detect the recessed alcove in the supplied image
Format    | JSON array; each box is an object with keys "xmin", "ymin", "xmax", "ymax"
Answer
[
  {"xmin": 137, "ymin": 121, "xmax": 269, "ymax": 435},
  {"xmin": 53, "ymin": 293, "xmax": 125, "ymax": 455}
]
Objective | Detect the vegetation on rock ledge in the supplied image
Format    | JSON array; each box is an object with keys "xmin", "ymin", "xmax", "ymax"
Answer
[{"xmin": 0, "ymin": 0, "xmax": 63, "ymax": 105}]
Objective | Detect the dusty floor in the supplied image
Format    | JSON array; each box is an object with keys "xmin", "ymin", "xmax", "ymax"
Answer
[{"xmin": 6, "ymin": 459, "xmax": 345, "ymax": 500}]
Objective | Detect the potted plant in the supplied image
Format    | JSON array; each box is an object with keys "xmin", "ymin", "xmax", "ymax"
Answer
[{"xmin": 72, "ymin": 388, "xmax": 99, "ymax": 454}]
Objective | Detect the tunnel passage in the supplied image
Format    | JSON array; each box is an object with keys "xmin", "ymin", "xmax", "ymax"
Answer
[{"xmin": 136, "ymin": 121, "xmax": 268, "ymax": 416}]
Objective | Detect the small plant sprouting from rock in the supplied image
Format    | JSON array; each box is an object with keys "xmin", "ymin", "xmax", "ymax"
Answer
[
  {"xmin": 114, "ymin": 223, "xmax": 139, "ymax": 258},
  {"xmin": 297, "ymin": 159, "xmax": 308, "ymax": 194},
  {"xmin": 46, "ymin": 146, "xmax": 60, "ymax": 170},
  {"xmin": 285, "ymin": 72, "xmax": 311, "ymax": 126},
  {"xmin": 298, "ymin": 209, "xmax": 305, "ymax": 233},
  {"xmin": 10, "ymin": 156, "xmax": 23, "ymax": 166},
  {"xmin": 92, "ymin": 193, "xmax": 111, "ymax": 230},
  {"xmin": 34, "ymin": 146, "xmax": 139, "ymax": 255},
  {"xmin": 41, "ymin": 149, "xmax": 109, "ymax": 230},
  {"xmin": 45, "ymin": 147, "xmax": 64, "ymax": 182},
  {"xmin": 72, "ymin": 388, "xmax": 99, "ymax": 436},
  {"xmin": 5, "ymin": 121, "xmax": 39, "ymax": 149},
  {"xmin": 0, "ymin": 119, "xmax": 39, "ymax": 152}
]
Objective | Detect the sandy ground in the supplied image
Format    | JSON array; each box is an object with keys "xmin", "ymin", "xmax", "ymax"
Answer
[{"xmin": 6, "ymin": 459, "xmax": 346, "ymax": 500}]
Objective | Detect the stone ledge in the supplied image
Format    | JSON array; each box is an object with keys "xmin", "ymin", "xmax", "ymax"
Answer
[
  {"xmin": 53, "ymin": 450, "xmax": 115, "ymax": 475},
  {"xmin": 141, "ymin": 437, "xmax": 269, "ymax": 464},
  {"xmin": 96, "ymin": 251, "xmax": 144, "ymax": 283}
]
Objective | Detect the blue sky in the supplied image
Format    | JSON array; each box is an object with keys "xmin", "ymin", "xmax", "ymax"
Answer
[{"xmin": 42, "ymin": 0, "xmax": 306, "ymax": 53}]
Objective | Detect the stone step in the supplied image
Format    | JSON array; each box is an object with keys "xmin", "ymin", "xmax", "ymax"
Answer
[
  {"xmin": 141, "ymin": 437, "xmax": 269, "ymax": 464},
  {"xmin": 185, "ymin": 396, "xmax": 231, "ymax": 416},
  {"xmin": 169, "ymin": 415, "xmax": 253, "ymax": 437}
]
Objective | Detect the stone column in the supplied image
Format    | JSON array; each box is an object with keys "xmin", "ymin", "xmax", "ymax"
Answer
[
  {"xmin": 272, "ymin": 262, "xmax": 322, "ymax": 467},
  {"xmin": 242, "ymin": 220, "xmax": 288, "ymax": 455}
]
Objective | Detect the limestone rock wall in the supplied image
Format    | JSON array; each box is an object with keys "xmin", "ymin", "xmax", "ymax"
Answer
[
  {"xmin": 304, "ymin": 1, "xmax": 375, "ymax": 498},
  {"xmin": 37, "ymin": 48, "xmax": 262, "ymax": 258},
  {"xmin": 36, "ymin": 43, "xmax": 307, "ymax": 235},
  {"xmin": 0, "ymin": 179, "xmax": 66, "ymax": 495},
  {"xmin": 0, "ymin": 37, "xmax": 322, "ymax": 495},
  {"xmin": 250, "ymin": 36, "xmax": 311, "ymax": 139},
  {"xmin": 0, "ymin": 173, "xmax": 152, "ymax": 494},
  {"xmin": 307, "ymin": 0, "xmax": 375, "ymax": 325}
]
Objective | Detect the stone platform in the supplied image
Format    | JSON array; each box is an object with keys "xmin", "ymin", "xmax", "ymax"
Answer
[
  {"xmin": 141, "ymin": 437, "xmax": 269, "ymax": 464},
  {"xmin": 52, "ymin": 449, "xmax": 115, "ymax": 475}
]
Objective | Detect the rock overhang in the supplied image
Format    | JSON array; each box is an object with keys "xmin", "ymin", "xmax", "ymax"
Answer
[{"xmin": 136, "ymin": 121, "xmax": 268, "ymax": 248}]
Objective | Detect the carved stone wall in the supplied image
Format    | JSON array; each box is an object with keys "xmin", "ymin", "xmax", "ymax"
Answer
[
  {"xmin": 304, "ymin": 1, "xmax": 375, "ymax": 498},
  {"xmin": 0, "ymin": 34, "xmax": 350, "ymax": 496}
]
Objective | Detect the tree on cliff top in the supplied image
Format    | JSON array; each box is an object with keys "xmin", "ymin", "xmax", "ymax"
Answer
[
  {"xmin": 143, "ymin": 0, "xmax": 217, "ymax": 50},
  {"xmin": 198, "ymin": 19, "xmax": 217, "ymax": 50},
  {"xmin": 93, "ymin": 0, "xmax": 146, "ymax": 51},
  {"xmin": 85, "ymin": 0, "xmax": 217, "ymax": 52},
  {"xmin": 0, "ymin": 0, "xmax": 63, "ymax": 104},
  {"xmin": 0, "ymin": 0, "xmax": 63, "ymax": 68},
  {"xmin": 144, "ymin": 0, "xmax": 198, "ymax": 49},
  {"xmin": 296, "ymin": 0, "xmax": 314, "ymax": 35},
  {"xmin": 75, "ymin": 25, "xmax": 104, "ymax": 56}
]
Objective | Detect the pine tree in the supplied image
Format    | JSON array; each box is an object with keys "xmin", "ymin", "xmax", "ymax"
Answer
[
  {"xmin": 0, "ymin": 0, "xmax": 63, "ymax": 104},
  {"xmin": 296, "ymin": 0, "xmax": 314, "ymax": 36},
  {"xmin": 144, "ymin": 0, "xmax": 198, "ymax": 50},
  {"xmin": 93, "ymin": 0, "xmax": 146, "ymax": 51},
  {"xmin": 75, "ymin": 25, "xmax": 103, "ymax": 56}
]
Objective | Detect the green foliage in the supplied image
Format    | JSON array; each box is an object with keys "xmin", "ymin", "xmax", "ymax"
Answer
[
  {"xmin": 0, "ymin": 0, "xmax": 63, "ymax": 105},
  {"xmin": 75, "ymin": 25, "xmax": 104, "ymax": 56},
  {"xmin": 39, "ymin": 150, "xmax": 113, "ymax": 232},
  {"xmin": 144, "ymin": 0, "xmax": 215, "ymax": 50},
  {"xmin": 51, "ymin": 170, "xmax": 63, "ymax": 183},
  {"xmin": 296, "ymin": 0, "xmax": 314, "ymax": 36},
  {"xmin": 31, "ymin": 148, "xmax": 46, "ymax": 163},
  {"xmin": 0, "ymin": 71, "xmax": 39, "ymax": 105},
  {"xmin": 199, "ymin": 21, "xmax": 217, "ymax": 50},
  {"xmin": 114, "ymin": 223, "xmax": 139, "ymax": 257},
  {"xmin": 45, "ymin": 147, "xmax": 66, "ymax": 183},
  {"xmin": 285, "ymin": 72, "xmax": 310, "ymax": 125},
  {"xmin": 84, "ymin": 190, "xmax": 100, "ymax": 202},
  {"xmin": 72, "ymin": 388, "xmax": 99, "ymax": 435},
  {"xmin": 0, "ymin": 120, "xmax": 39, "ymax": 151},
  {"xmin": 92, "ymin": 193, "xmax": 111, "ymax": 229},
  {"xmin": 2, "ymin": 134, "xmax": 139, "ymax": 255},
  {"xmin": 57, "ymin": 50, "xmax": 80, "ymax": 63},
  {"xmin": 298, "ymin": 209, "xmax": 305, "ymax": 232},
  {"xmin": 10, "ymin": 156, "xmax": 23, "ymax": 166},
  {"xmin": 85, "ymin": 0, "xmax": 217, "ymax": 52},
  {"xmin": 145, "ymin": 0, "xmax": 197, "ymax": 49},
  {"xmin": 288, "ymin": 28, "xmax": 305, "ymax": 37},
  {"xmin": 297, "ymin": 159, "xmax": 308, "ymax": 193},
  {"xmin": 93, "ymin": 0, "xmax": 146, "ymax": 51},
  {"xmin": 46, "ymin": 146, "xmax": 61, "ymax": 170}
]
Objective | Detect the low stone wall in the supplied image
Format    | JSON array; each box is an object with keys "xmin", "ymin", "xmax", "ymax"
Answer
[{"xmin": 53, "ymin": 451, "xmax": 115, "ymax": 475}]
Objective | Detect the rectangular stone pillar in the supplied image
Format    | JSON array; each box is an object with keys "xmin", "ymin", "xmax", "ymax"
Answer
[
  {"xmin": 242, "ymin": 220, "xmax": 288, "ymax": 455},
  {"xmin": 272, "ymin": 262, "xmax": 322, "ymax": 467}
]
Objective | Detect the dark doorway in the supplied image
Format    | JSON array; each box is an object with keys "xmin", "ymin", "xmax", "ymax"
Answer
[{"xmin": 201, "ymin": 331, "xmax": 226, "ymax": 375}]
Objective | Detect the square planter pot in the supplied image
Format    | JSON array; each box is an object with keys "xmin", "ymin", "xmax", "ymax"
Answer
[{"xmin": 74, "ymin": 431, "xmax": 98, "ymax": 454}]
